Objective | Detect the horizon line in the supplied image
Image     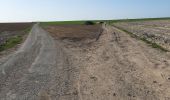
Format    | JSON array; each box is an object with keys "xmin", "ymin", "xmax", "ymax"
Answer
[{"xmin": 0, "ymin": 17, "xmax": 170, "ymax": 23}]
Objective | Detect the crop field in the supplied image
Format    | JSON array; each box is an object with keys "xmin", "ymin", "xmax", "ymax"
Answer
[{"xmin": 112, "ymin": 19, "xmax": 170, "ymax": 51}]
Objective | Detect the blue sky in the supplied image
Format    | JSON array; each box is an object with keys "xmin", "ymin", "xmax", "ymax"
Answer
[{"xmin": 0, "ymin": 0, "xmax": 170, "ymax": 22}]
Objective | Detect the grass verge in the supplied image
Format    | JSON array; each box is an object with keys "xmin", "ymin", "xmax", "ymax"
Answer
[
  {"xmin": 23, "ymin": 26, "xmax": 32, "ymax": 33},
  {"xmin": 0, "ymin": 36, "xmax": 23, "ymax": 52},
  {"xmin": 112, "ymin": 25, "xmax": 169, "ymax": 52}
]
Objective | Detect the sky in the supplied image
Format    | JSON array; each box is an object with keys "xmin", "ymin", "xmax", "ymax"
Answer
[{"xmin": 0, "ymin": 0, "xmax": 170, "ymax": 22}]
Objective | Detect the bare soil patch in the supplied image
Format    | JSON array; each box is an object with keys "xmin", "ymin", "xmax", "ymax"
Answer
[
  {"xmin": 0, "ymin": 23, "xmax": 33, "ymax": 32},
  {"xmin": 44, "ymin": 25, "xmax": 102, "ymax": 41}
]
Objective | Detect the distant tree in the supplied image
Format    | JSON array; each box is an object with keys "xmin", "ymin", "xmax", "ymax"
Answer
[
  {"xmin": 84, "ymin": 21, "xmax": 95, "ymax": 25},
  {"xmin": 99, "ymin": 21, "xmax": 104, "ymax": 24}
]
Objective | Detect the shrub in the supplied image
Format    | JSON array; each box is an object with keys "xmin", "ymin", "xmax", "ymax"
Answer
[
  {"xmin": 99, "ymin": 22, "xmax": 104, "ymax": 24},
  {"xmin": 84, "ymin": 21, "xmax": 95, "ymax": 25}
]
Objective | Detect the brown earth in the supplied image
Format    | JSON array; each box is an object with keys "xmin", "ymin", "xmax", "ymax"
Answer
[
  {"xmin": 0, "ymin": 23, "xmax": 33, "ymax": 32},
  {"xmin": 44, "ymin": 25, "xmax": 102, "ymax": 41}
]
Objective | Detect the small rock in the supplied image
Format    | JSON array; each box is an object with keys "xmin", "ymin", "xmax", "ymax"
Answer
[
  {"xmin": 73, "ymin": 90, "xmax": 78, "ymax": 95},
  {"xmin": 127, "ymin": 93, "xmax": 132, "ymax": 97},
  {"xmin": 90, "ymin": 76, "xmax": 98, "ymax": 81}
]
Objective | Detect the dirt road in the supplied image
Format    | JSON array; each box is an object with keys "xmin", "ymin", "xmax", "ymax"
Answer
[
  {"xmin": 0, "ymin": 24, "xmax": 58, "ymax": 100},
  {"xmin": 0, "ymin": 24, "xmax": 170, "ymax": 100}
]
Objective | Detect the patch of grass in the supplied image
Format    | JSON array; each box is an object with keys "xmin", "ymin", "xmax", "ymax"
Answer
[
  {"xmin": 0, "ymin": 36, "xmax": 23, "ymax": 52},
  {"xmin": 21, "ymin": 24, "xmax": 33, "ymax": 34},
  {"xmin": 112, "ymin": 25, "xmax": 168, "ymax": 52},
  {"xmin": 0, "ymin": 24, "xmax": 32, "ymax": 52},
  {"xmin": 23, "ymin": 26, "xmax": 32, "ymax": 33},
  {"xmin": 140, "ymin": 37, "xmax": 168, "ymax": 52}
]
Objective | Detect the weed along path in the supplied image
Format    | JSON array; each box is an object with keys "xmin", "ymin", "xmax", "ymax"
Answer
[{"xmin": 0, "ymin": 24, "xmax": 170, "ymax": 100}]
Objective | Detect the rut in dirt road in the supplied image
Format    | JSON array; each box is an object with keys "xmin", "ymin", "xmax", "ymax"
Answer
[{"xmin": 0, "ymin": 24, "xmax": 170, "ymax": 100}]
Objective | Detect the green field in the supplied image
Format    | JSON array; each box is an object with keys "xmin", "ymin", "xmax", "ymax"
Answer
[
  {"xmin": 41, "ymin": 21, "xmax": 86, "ymax": 26},
  {"xmin": 41, "ymin": 17, "xmax": 170, "ymax": 26}
]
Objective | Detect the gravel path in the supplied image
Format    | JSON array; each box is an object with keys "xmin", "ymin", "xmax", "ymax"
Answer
[
  {"xmin": 0, "ymin": 24, "xmax": 58, "ymax": 99},
  {"xmin": 0, "ymin": 24, "xmax": 170, "ymax": 100}
]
